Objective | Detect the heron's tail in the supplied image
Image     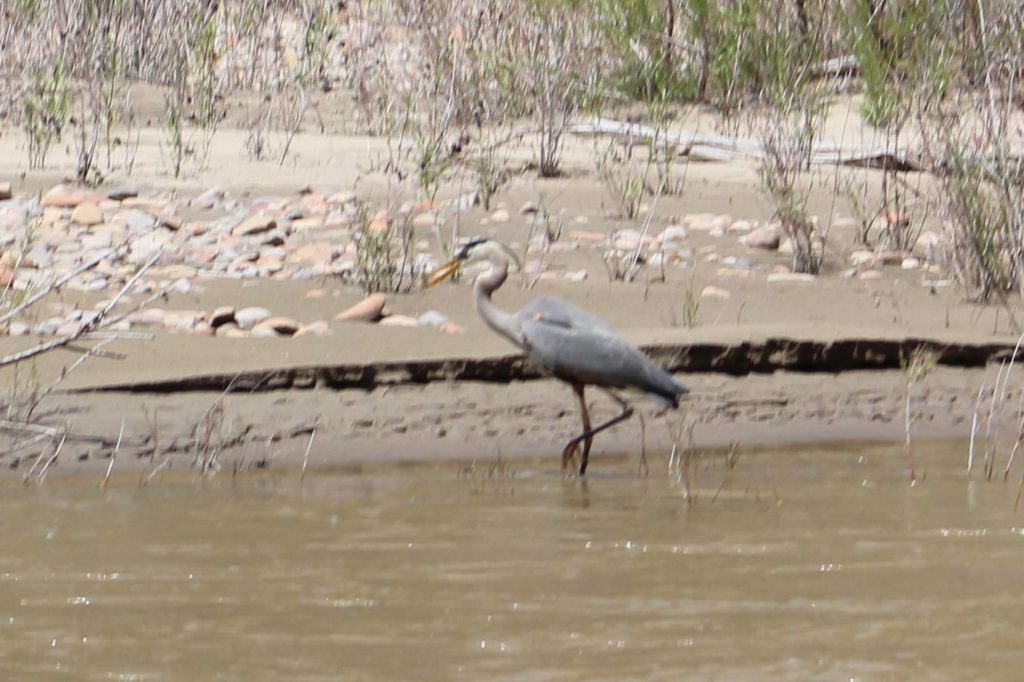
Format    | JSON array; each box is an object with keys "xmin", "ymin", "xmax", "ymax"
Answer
[{"xmin": 645, "ymin": 368, "xmax": 688, "ymax": 409}]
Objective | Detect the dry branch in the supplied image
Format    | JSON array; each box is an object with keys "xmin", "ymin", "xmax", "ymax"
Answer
[{"xmin": 0, "ymin": 248, "xmax": 115, "ymax": 327}]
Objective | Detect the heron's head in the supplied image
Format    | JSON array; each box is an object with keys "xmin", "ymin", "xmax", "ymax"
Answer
[{"xmin": 425, "ymin": 238, "xmax": 520, "ymax": 287}]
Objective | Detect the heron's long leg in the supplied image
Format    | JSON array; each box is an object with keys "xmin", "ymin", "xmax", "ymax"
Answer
[
  {"xmin": 562, "ymin": 384, "xmax": 591, "ymax": 473},
  {"xmin": 564, "ymin": 388, "xmax": 635, "ymax": 476}
]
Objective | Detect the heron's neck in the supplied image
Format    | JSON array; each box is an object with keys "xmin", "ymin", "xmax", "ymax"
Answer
[{"xmin": 474, "ymin": 258, "xmax": 521, "ymax": 346}]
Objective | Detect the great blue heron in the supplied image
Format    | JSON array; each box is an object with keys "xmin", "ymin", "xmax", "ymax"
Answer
[{"xmin": 427, "ymin": 237, "xmax": 688, "ymax": 475}]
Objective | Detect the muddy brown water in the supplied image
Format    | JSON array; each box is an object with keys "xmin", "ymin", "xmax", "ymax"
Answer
[{"xmin": 1, "ymin": 442, "xmax": 1022, "ymax": 681}]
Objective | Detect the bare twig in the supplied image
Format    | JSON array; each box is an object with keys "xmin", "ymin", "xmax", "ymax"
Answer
[
  {"xmin": 0, "ymin": 248, "xmax": 115, "ymax": 327},
  {"xmin": 0, "ymin": 250, "xmax": 162, "ymax": 368},
  {"xmin": 0, "ymin": 419, "xmax": 62, "ymax": 437},
  {"xmin": 35, "ymin": 432, "xmax": 67, "ymax": 486},
  {"xmin": 21, "ymin": 433, "xmax": 58, "ymax": 484},
  {"xmin": 300, "ymin": 425, "xmax": 316, "ymax": 482},
  {"xmin": 25, "ymin": 337, "xmax": 116, "ymax": 420},
  {"xmin": 968, "ymin": 385, "xmax": 986, "ymax": 478},
  {"xmin": 142, "ymin": 457, "xmax": 170, "ymax": 486},
  {"xmin": 625, "ymin": 188, "xmax": 661, "ymax": 283},
  {"xmin": 100, "ymin": 419, "xmax": 124, "ymax": 488}
]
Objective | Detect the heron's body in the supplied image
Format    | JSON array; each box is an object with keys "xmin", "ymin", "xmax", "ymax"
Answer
[
  {"xmin": 428, "ymin": 238, "xmax": 688, "ymax": 474},
  {"xmin": 515, "ymin": 297, "xmax": 685, "ymax": 407}
]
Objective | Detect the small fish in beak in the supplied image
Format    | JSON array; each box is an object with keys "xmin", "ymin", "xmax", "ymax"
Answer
[{"xmin": 425, "ymin": 258, "xmax": 463, "ymax": 288}]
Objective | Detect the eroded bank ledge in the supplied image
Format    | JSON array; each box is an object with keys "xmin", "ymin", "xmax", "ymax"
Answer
[{"xmin": 73, "ymin": 332, "xmax": 1017, "ymax": 394}]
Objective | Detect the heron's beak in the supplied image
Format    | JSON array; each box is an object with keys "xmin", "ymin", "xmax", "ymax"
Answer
[{"xmin": 425, "ymin": 258, "xmax": 463, "ymax": 287}]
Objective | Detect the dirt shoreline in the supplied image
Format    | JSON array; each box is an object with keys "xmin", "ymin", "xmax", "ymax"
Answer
[
  {"xmin": 0, "ymin": 319, "xmax": 1014, "ymax": 482},
  {"xmin": 2, "ymin": 359, "xmax": 1000, "ymax": 483}
]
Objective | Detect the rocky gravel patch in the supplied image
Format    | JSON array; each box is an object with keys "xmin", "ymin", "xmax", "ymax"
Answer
[{"xmin": 0, "ymin": 182, "xmax": 947, "ymax": 339}]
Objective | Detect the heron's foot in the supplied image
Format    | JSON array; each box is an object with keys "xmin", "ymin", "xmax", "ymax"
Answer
[{"xmin": 561, "ymin": 442, "xmax": 579, "ymax": 475}]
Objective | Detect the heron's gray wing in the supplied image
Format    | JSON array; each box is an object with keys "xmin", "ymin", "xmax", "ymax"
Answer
[
  {"xmin": 517, "ymin": 297, "xmax": 687, "ymax": 406},
  {"xmin": 519, "ymin": 297, "xmax": 617, "ymax": 336}
]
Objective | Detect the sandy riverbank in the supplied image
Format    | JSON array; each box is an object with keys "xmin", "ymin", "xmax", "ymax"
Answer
[{"xmin": 0, "ymin": 93, "xmax": 1019, "ymax": 481}]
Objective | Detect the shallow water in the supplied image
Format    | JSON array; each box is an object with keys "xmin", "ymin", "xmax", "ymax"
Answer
[{"xmin": 1, "ymin": 442, "xmax": 1023, "ymax": 681}]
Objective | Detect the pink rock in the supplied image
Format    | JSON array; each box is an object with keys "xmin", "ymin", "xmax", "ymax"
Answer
[
  {"xmin": 849, "ymin": 250, "xmax": 874, "ymax": 266},
  {"xmin": 161, "ymin": 265, "xmax": 197, "ymax": 279},
  {"xmin": 121, "ymin": 196, "xmax": 169, "ymax": 213},
  {"xmin": 659, "ymin": 225, "xmax": 688, "ymax": 242},
  {"xmin": 301, "ymin": 193, "xmax": 329, "ymax": 215},
  {"xmin": 56, "ymin": 321, "xmax": 83, "ymax": 337},
  {"xmin": 127, "ymin": 308, "xmax": 165, "ymax": 327},
  {"xmin": 327, "ymin": 191, "xmax": 357, "ymax": 205},
  {"xmin": 235, "ymin": 306, "xmax": 272, "ymax": 329},
  {"xmin": 876, "ymin": 211, "xmax": 910, "ymax": 232},
  {"xmin": 209, "ymin": 306, "xmax": 236, "ymax": 328},
  {"xmin": 728, "ymin": 219, "xmax": 754, "ymax": 234},
  {"xmin": 232, "ymin": 214, "xmax": 276, "ymax": 237},
  {"xmin": 335, "ymin": 294, "xmax": 386, "ymax": 322},
  {"xmin": 292, "ymin": 241, "xmax": 334, "ymax": 264},
  {"xmin": 323, "ymin": 213, "xmax": 353, "ymax": 229},
  {"xmin": 613, "ymin": 229, "xmax": 649, "ymax": 252},
  {"xmin": 81, "ymin": 233, "xmax": 113, "ymax": 250},
  {"xmin": 874, "ymin": 251, "xmax": 904, "ymax": 265},
  {"xmin": 93, "ymin": 221, "xmax": 127, "ymax": 236},
  {"xmin": 290, "ymin": 217, "xmax": 324, "ymax": 232},
  {"xmin": 741, "ymin": 225, "xmax": 781, "ymax": 250},
  {"xmin": 250, "ymin": 325, "xmax": 280, "ymax": 338},
  {"xmin": 683, "ymin": 213, "xmax": 717, "ymax": 230},
  {"xmin": 294, "ymin": 320, "xmax": 331, "ymax": 337},
  {"xmin": 70, "ymin": 203, "xmax": 103, "ymax": 226},
  {"xmin": 215, "ymin": 322, "xmax": 246, "ymax": 338},
  {"xmin": 700, "ymin": 286, "xmax": 731, "ymax": 299},
  {"xmin": 439, "ymin": 321, "xmax": 464, "ymax": 335},
  {"xmin": 257, "ymin": 255, "xmax": 284, "ymax": 268},
  {"xmin": 193, "ymin": 246, "xmax": 220, "ymax": 264},
  {"xmin": 0, "ymin": 262, "xmax": 13, "ymax": 287},
  {"xmin": 160, "ymin": 214, "xmax": 183, "ymax": 231},
  {"xmin": 272, "ymin": 268, "xmax": 295, "ymax": 279},
  {"xmin": 368, "ymin": 213, "xmax": 392, "ymax": 233},
  {"xmin": 163, "ymin": 312, "xmax": 200, "ymax": 330},
  {"xmin": 41, "ymin": 185, "xmax": 97, "ymax": 208},
  {"xmin": 915, "ymin": 230, "xmax": 944, "ymax": 254},
  {"xmin": 412, "ymin": 212, "xmax": 436, "ymax": 228},
  {"xmin": 255, "ymin": 316, "xmax": 301, "ymax": 336},
  {"xmin": 766, "ymin": 272, "xmax": 816, "ymax": 283},
  {"xmin": 564, "ymin": 270, "xmax": 588, "ymax": 282},
  {"xmin": 378, "ymin": 314, "xmax": 419, "ymax": 327}
]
